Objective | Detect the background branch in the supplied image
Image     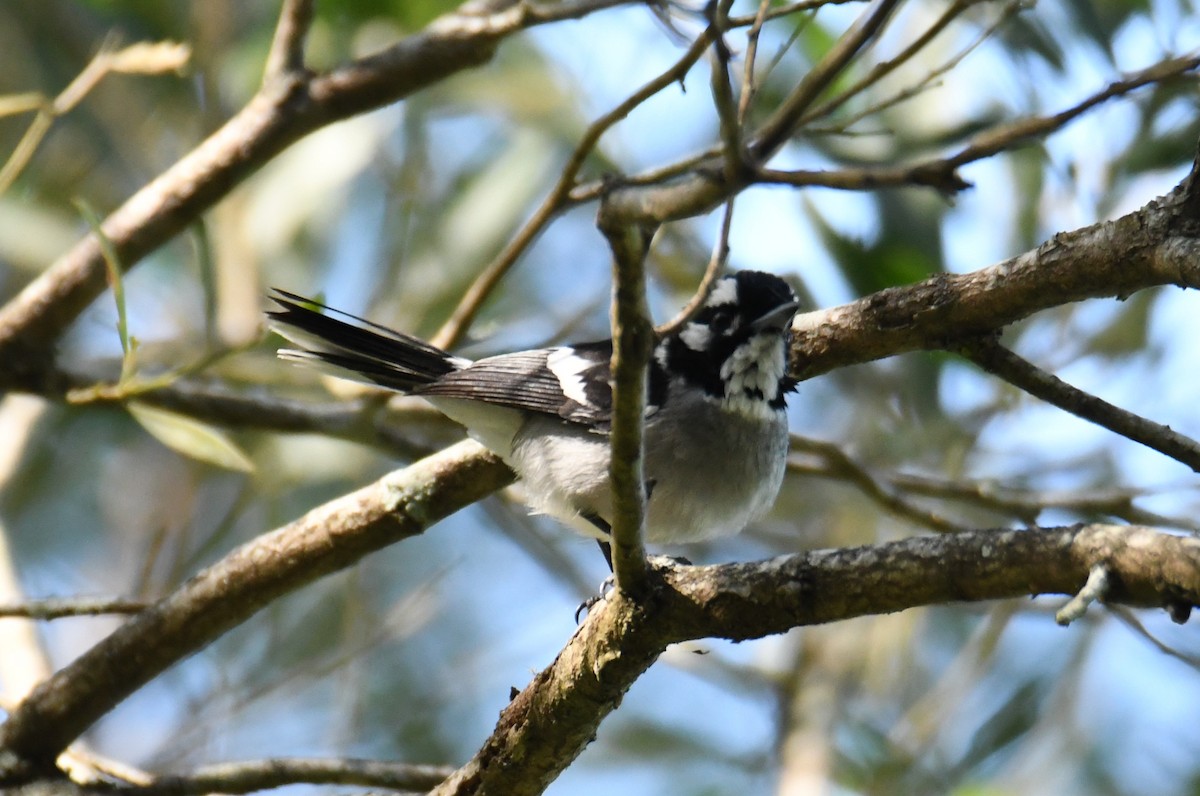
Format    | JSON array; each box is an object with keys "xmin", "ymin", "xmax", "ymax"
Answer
[
  {"xmin": 0, "ymin": 440, "xmax": 511, "ymax": 776},
  {"xmin": 136, "ymin": 756, "xmax": 453, "ymax": 795},
  {"xmin": 0, "ymin": 0, "xmax": 635, "ymax": 384},
  {"xmin": 959, "ymin": 336, "xmax": 1200, "ymax": 472}
]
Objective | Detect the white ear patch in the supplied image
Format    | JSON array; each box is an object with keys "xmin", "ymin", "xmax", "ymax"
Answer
[
  {"xmin": 679, "ymin": 322, "xmax": 712, "ymax": 351},
  {"xmin": 547, "ymin": 348, "xmax": 595, "ymax": 406},
  {"xmin": 705, "ymin": 278, "xmax": 738, "ymax": 307}
]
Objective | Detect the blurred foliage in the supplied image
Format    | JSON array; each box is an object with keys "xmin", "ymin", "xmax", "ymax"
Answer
[{"xmin": 1, "ymin": 1, "xmax": 1200, "ymax": 795}]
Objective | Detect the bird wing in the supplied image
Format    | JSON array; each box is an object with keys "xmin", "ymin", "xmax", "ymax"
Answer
[{"xmin": 414, "ymin": 341, "xmax": 616, "ymax": 428}]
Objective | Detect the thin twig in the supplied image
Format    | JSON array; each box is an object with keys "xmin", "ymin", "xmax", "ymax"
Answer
[
  {"xmin": 707, "ymin": 0, "xmax": 744, "ymax": 181},
  {"xmin": 961, "ymin": 336, "xmax": 1200, "ymax": 473},
  {"xmin": 430, "ymin": 22, "xmax": 716, "ymax": 349},
  {"xmin": 942, "ymin": 53, "xmax": 1200, "ymax": 171},
  {"xmin": 807, "ymin": 0, "xmax": 1024, "ymax": 136},
  {"xmin": 757, "ymin": 162, "xmax": 969, "ymax": 193},
  {"xmin": 1110, "ymin": 606, "xmax": 1200, "ymax": 671},
  {"xmin": 1055, "ymin": 563, "xmax": 1110, "ymax": 625},
  {"xmin": 655, "ymin": 200, "xmax": 735, "ymax": 336},
  {"xmin": 788, "ymin": 436, "xmax": 968, "ymax": 533},
  {"xmin": 140, "ymin": 757, "xmax": 453, "ymax": 794},
  {"xmin": 798, "ymin": 0, "xmax": 971, "ymax": 126},
  {"xmin": 751, "ymin": 0, "xmax": 903, "ymax": 159},
  {"xmin": 736, "ymin": 0, "xmax": 772, "ymax": 125},
  {"xmin": 0, "ymin": 38, "xmax": 190, "ymax": 196},
  {"xmin": 889, "ymin": 470, "xmax": 1197, "ymax": 532},
  {"xmin": 727, "ymin": 0, "xmax": 865, "ymax": 28},
  {"xmin": 263, "ymin": 0, "xmax": 315, "ymax": 81},
  {"xmin": 0, "ymin": 597, "xmax": 150, "ymax": 620}
]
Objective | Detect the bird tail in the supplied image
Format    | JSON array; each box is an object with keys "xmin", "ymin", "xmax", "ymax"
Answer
[{"xmin": 266, "ymin": 289, "xmax": 465, "ymax": 392}]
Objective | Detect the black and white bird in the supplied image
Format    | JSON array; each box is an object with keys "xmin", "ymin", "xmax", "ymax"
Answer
[{"xmin": 268, "ymin": 271, "xmax": 798, "ymax": 547}]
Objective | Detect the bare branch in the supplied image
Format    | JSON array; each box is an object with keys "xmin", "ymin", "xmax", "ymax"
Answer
[
  {"xmin": 599, "ymin": 218, "xmax": 654, "ymax": 595},
  {"xmin": 0, "ymin": 598, "xmax": 148, "ymax": 621},
  {"xmin": 786, "ymin": 186, "xmax": 1200, "ymax": 381},
  {"xmin": 434, "ymin": 524, "xmax": 1200, "ymax": 794},
  {"xmin": 655, "ymin": 200, "xmax": 733, "ymax": 337},
  {"xmin": 707, "ymin": 0, "xmax": 744, "ymax": 180},
  {"xmin": 727, "ymin": 0, "xmax": 866, "ymax": 28},
  {"xmin": 0, "ymin": 0, "xmax": 637, "ymax": 384},
  {"xmin": 263, "ymin": 0, "xmax": 315, "ymax": 81},
  {"xmin": 141, "ymin": 757, "xmax": 453, "ymax": 794},
  {"xmin": 1110, "ymin": 606, "xmax": 1200, "ymax": 670},
  {"xmin": 960, "ymin": 336, "xmax": 1200, "ymax": 473},
  {"xmin": 806, "ymin": 0, "xmax": 1024, "ymax": 136},
  {"xmin": 797, "ymin": 0, "xmax": 972, "ymax": 126},
  {"xmin": 430, "ymin": 20, "xmax": 715, "ymax": 349},
  {"xmin": 0, "ymin": 441, "xmax": 512, "ymax": 774},
  {"xmin": 943, "ymin": 53, "xmax": 1200, "ymax": 171},
  {"xmin": 757, "ymin": 162, "xmax": 969, "ymax": 193},
  {"xmin": 788, "ymin": 437, "xmax": 969, "ymax": 533},
  {"xmin": 886, "ymin": 471, "xmax": 1197, "ymax": 532},
  {"xmin": 750, "ymin": 0, "xmax": 903, "ymax": 159},
  {"xmin": 575, "ymin": 50, "xmax": 1199, "ymax": 215}
]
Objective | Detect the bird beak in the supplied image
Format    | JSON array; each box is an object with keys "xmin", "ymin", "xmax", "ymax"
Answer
[{"xmin": 751, "ymin": 300, "xmax": 799, "ymax": 332}]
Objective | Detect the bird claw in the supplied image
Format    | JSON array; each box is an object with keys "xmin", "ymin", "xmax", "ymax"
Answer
[{"xmin": 574, "ymin": 575, "xmax": 616, "ymax": 623}]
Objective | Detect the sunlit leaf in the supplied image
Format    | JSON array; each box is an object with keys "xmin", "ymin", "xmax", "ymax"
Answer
[{"xmin": 128, "ymin": 402, "xmax": 255, "ymax": 472}]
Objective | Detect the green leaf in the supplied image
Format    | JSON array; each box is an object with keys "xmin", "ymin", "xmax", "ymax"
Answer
[
  {"xmin": 75, "ymin": 197, "xmax": 136, "ymax": 382},
  {"xmin": 128, "ymin": 402, "xmax": 254, "ymax": 472}
]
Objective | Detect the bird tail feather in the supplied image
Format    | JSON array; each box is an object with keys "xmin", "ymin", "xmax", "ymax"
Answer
[{"xmin": 267, "ymin": 289, "xmax": 464, "ymax": 392}]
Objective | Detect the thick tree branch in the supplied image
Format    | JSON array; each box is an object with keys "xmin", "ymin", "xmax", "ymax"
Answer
[
  {"xmin": 787, "ymin": 191, "xmax": 1200, "ymax": 381},
  {"xmin": 433, "ymin": 524, "xmax": 1200, "ymax": 795},
  {"xmin": 0, "ymin": 440, "xmax": 512, "ymax": 778}
]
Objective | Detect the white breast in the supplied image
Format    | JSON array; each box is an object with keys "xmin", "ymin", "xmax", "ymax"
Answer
[{"xmin": 502, "ymin": 389, "xmax": 787, "ymax": 544}]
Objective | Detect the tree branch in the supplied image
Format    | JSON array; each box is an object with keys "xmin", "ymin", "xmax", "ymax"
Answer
[
  {"xmin": 135, "ymin": 756, "xmax": 453, "ymax": 795},
  {"xmin": 432, "ymin": 524, "xmax": 1200, "ymax": 795},
  {"xmin": 959, "ymin": 336, "xmax": 1200, "ymax": 473},
  {"xmin": 430, "ymin": 18, "xmax": 715, "ymax": 350},
  {"xmin": 599, "ymin": 216, "xmax": 654, "ymax": 595},
  {"xmin": 750, "ymin": 0, "xmax": 903, "ymax": 158},
  {"xmin": 0, "ymin": 598, "xmax": 148, "ymax": 620},
  {"xmin": 0, "ymin": 440, "xmax": 512, "ymax": 777},
  {"xmin": 787, "ymin": 190, "xmax": 1200, "ymax": 381},
  {"xmin": 262, "ymin": 0, "xmax": 314, "ymax": 81},
  {"xmin": 0, "ymin": 0, "xmax": 635, "ymax": 387}
]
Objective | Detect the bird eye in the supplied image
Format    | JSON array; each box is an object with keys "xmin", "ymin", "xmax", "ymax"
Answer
[
  {"xmin": 710, "ymin": 307, "xmax": 734, "ymax": 326},
  {"xmin": 717, "ymin": 309, "xmax": 741, "ymax": 333}
]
